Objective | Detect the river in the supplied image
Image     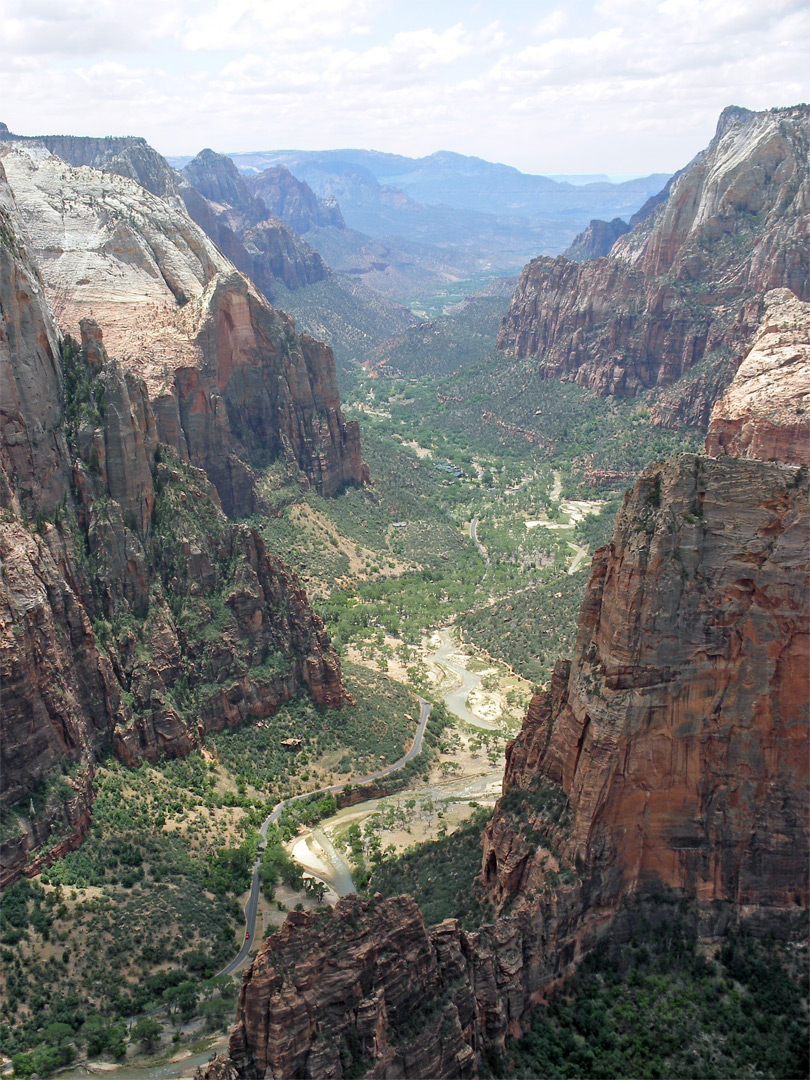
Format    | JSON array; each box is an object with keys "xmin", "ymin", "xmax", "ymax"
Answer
[{"xmin": 52, "ymin": 626, "xmax": 499, "ymax": 1080}]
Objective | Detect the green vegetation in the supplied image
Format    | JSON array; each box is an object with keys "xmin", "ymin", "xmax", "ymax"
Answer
[
  {"xmin": 367, "ymin": 807, "xmax": 495, "ymax": 929},
  {"xmin": 0, "ymin": 757, "xmax": 247, "ymax": 1069},
  {"xmin": 487, "ymin": 905, "xmax": 809, "ymax": 1080},
  {"xmin": 210, "ymin": 662, "xmax": 420, "ymax": 791},
  {"xmin": 60, "ymin": 334, "xmax": 104, "ymax": 440},
  {"xmin": 460, "ymin": 574, "xmax": 587, "ymax": 684},
  {"xmin": 349, "ymin": 366, "xmax": 702, "ymax": 494}
]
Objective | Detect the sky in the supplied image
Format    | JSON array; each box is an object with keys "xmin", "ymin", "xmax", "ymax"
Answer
[{"xmin": 1, "ymin": 0, "xmax": 807, "ymax": 176}]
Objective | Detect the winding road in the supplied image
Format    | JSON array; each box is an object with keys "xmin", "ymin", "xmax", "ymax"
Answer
[
  {"xmin": 218, "ymin": 697, "xmax": 433, "ymax": 976},
  {"xmin": 219, "ymin": 620, "xmax": 505, "ymax": 975},
  {"xmin": 470, "ymin": 516, "xmax": 489, "ymax": 565}
]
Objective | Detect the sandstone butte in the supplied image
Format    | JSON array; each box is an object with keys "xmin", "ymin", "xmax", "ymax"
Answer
[
  {"xmin": 498, "ymin": 104, "xmax": 810, "ymax": 428},
  {"xmin": 0, "ymin": 142, "xmax": 360, "ymax": 886},
  {"xmin": 206, "ymin": 239, "xmax": 810, "ymax": 1080}
]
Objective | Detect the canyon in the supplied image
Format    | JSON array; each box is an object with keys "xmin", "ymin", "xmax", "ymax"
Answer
[
  {"xmin": 203, "ymin": 108, "xmax": 809, "ymax": 1080},
  {"xmin": 208, "ymin": 351, "xmax": 809, "ymax": 1079},
  {"xmin": 0, "ymin": 140, "xmax": 362, "ymax": 886},
  {"xmin": 498, "ymin": 105, "xmax": 809, "ymax": 428},
  {"xmin": 1, "ymin": 102, "xmax": 808, "ymax": 1080}
]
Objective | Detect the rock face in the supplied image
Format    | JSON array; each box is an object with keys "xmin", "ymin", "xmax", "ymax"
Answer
[
  {"xmin": 0, "ymin": 144, "xmax": 362, "ymax": 515},
  {"xmin": 485, "ymin": 453, "xmax": 808, "ymax": 912},
  {"xmin": 246, "ymin": 165, "xmax": 346, "ymax": 233},
  {"xmin": 211, "ymin": 357, "xmax": 809, "ymax": 1077},
  {"xmin": 563, "ymin": 217, "xmax": 629, "ymax": 261},
  {"xmin": 706, "ymin": 288, "xmax": 810, "ymax": 464},
  {"xmin": 178, "ymin": 149, "xmax": 329, "ymax": 301},
  {"xmin": 0, "ymin": 146, "xmax": 350, "ymax": 887},
  {"xmin": 182, "ymin": 148, "xmax": 263, "ymax": 217},
  {"xmin": 0, "ymin": 125, "xmax": 148, "ymax": 169},
  {"xmin": 498, "ymin": 105, "xmax": 810, "ymax": 427},
  {"xmin": 0, "ymin": 160, "xmax": 70, "ymax": 516},
  {"xmin": 224, "ymin": 896, "xmax": 477, "ymax": 1080}
]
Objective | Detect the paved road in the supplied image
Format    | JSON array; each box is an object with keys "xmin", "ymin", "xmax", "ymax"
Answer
[
  {"xmin": 218, "ymin": 697, "xmax": 432, "ymax": 976},
  {"xmin": 470, "ymin": 516, "xmax": 489, "ymax": 565}
]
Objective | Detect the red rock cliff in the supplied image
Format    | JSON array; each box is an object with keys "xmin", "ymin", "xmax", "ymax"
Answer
[
  {"xmin": 498, "ymin": 105, "xmax": 809, "ymax": 427},
  {"xmin": 485, "ymin": 454, "xmax": 808, "ymax": 914},
  {"xmin": 705, "ymin": 287, "xmax": 810, "ymax": 464},
  {"xmin": 0, "ymin": 157, "xmax": 349, "ymax": 888},
  {"xmin": 0, "ymin": 144, "xmax": 364, "ymax": 516}
]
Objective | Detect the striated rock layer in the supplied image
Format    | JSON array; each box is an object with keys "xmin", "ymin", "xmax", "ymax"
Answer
[
  {"xmin": 498, "ymin": 105, "xmax": 809, "ymax": 427},
  {"xmin": 563, "ymin": 216, "xmax": 629, "ymax": 261},
  {"xmin": 178, "ymin": 149, "xmax": 329, "ymax": 302},
  {"xmin": 485, "ymin": 453, "xmax": 809, "ymax": 911},
  {"xmin": 0, "ymin": 144, "xmax": 364, "ymax": 516},
  {"xmin": 211, "ymin": 451, "xmax": 808, "ymax": 1079},
  {"xmin": 225, "ymin": 896, "xmax": 477, "ymax": 1080},
  {"xmin": 706, "ymin": 287, "xmax": 810, "ymax": 464},
  {"xmin": 0, "ymin": 151, "xmax": 349, "ymax": 887}
]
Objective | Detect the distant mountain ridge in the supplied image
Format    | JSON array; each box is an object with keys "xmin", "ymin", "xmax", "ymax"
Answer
[
  {"xmin": 167, "ymin": 147, "xmax": 670, "ymax": 276},
  {"xmin": 184, "ymin": 147, "xmax": 669, "ymax": 220}
]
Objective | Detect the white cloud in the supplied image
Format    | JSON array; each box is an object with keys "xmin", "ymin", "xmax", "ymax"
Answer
[
  {"xmin": 0, "ymin": 0, "xmax": 807, "ymax": 172},
  {"xmin": 180, "ymin": 0, "xmax": 372, "ymax": 50},
  {"xmin": 2, "ymin": 0, "xmax": 183, "ymax": 54}
]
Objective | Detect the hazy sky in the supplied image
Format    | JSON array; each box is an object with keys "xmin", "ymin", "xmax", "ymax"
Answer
[{"xmin": 2, "ymin": 0, "xmax": 807, "ymax": 175}]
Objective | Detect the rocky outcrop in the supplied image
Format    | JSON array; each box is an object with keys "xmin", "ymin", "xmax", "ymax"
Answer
[
  {"xmin": 0, "ymin": 144, "xmax": 351, "ymax": 887},
  {"xmin": 705, "ymin": 288, "xmax": 810, "ymax": 464},
  {"xmin": 210, "ymin": 446, "xmax": 808, "ymax": 1079},
  {"xmin": 246, "ymin": 165, "xmax": 346, "ymax": 234},
  {"xmin": 223, "ymin": 896, "xmax": 477, "ymax": 1080},
  {"xmin": 240, "ymin": 220, "xmax": 327, "ymax": 299},
  {"xmin": 498, "ymin": 105, "xmax": 810, "ymax": 426},
  {"xmin": 178, "ymin": 150, "xmax": 329, "ymax": 301},
  {"xmin": 103, "ymin": 143, "xmax": 184, "ymax": 203},
  {"xmin": 0, "ymin": 145, "xmax": 363, "ymax": 514},
  {"xmin": 563, "ymin": 217, "xmax": 629, "ymax": 261},
  {"xmin": 182, "ymin": 148, "xmax": 264, "ymax": 220}
]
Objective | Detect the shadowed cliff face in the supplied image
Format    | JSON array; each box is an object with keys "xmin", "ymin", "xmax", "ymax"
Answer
[
  {"xmin": 245, "ymin": 165, "xmax": 345, "ymax": 234},
  {"xmin": 177, "ymin": 148, "xmax": 329, "ymax": 304},
  {"xmin": 0, "ymin": 144, "xmax": 363, "ymax": 516},
  {"xmin": 498, "ymin": 105, "xmax": 809, "ymax": 427},
  {"xmin": 0, "ymin": 157, "xmax": 349, "ymax": 888}
]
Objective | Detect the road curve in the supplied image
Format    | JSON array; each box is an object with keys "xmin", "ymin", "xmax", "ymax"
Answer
[
  {"xmin": 470, "ymin": 516, "xmax": 489, "ymax": 565},
  {"xmin": 218, "ymin": 697, "xmax": 432, "ymax": 976}
]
